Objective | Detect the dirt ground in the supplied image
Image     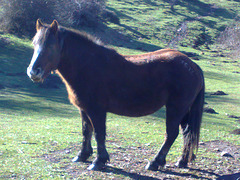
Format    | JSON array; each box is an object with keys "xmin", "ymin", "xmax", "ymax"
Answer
[{"xmin": 43, "ymin": 140, "xmax": 240, "ymax": 180}]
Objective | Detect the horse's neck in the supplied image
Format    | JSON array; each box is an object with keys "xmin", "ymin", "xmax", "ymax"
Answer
[{"xmin": 57, "ymin": 32, "xmax": 136, "ymax": 84}]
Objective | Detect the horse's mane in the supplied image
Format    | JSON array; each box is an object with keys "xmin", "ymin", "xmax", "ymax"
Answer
[
  {"xmin": 54, "ymin": 25, "xmax": 132, "ymax": 67},
  {"xmin": 59, "ymin": 26, "xmax": 106, "ymax": 47}
]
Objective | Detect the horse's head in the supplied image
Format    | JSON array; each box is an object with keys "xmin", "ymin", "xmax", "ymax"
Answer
[{"xmin": 27, "ymin": 19, "xmax": 61, "ymax": 82}]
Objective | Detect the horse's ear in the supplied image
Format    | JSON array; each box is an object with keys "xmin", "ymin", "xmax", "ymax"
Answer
[
  {"xmin": 50, "ymin": 20, "xmax": 58, "ymax": 34},
  {"xmin": 36, "ymin": 19, "xmax": 43, "ymax": 31}
]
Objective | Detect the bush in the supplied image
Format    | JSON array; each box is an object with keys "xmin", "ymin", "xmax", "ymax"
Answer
[
  {"xmin": 0, "ymin": 0, "xmax": 119, "ymax": 37},
  {"xmin": 167, "ymin": 21, "xmax": 188, "ymax": 48},
  {"xmin": 218, "ymin": 23, "xmax": 240, "ymax": 50},
  {"xmin": 0, "ymin": 0, "xmax": 55, "ymax": 37},
  {"xmin": 55, "ymin": 0, "xmax": 107, "ymax": 28},
  {"xmin": 217, "ymin": 22, "xmax": 240, "ymax": 59}
]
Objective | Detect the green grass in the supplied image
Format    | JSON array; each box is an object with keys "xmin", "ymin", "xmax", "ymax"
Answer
[{"xmin": 1, "ymin": 0, "xmax": 240, "ymax": 179}]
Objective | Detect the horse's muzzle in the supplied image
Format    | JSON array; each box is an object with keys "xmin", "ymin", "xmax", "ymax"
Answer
[{"xmin": 27, "ymin": 66, "xmax": 44, "ymax": 82}]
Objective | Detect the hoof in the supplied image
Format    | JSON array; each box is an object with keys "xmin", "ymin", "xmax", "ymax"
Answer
[
  {"xmin": 72, "ymin": 155, "xmax": 89, "ymax": 162},
  {"xmin": 72, "ymin": 151, "xmax": 93, "ymax": 162},
  {"xmin": 175, "ymin": 160, "xmax": 188, "ymax": 168},
  {"xmin": 190, "ymin": 154, "xmax": 196, "ymax": 161},
  {"xmin": 72, "ymin": 156, "xmax": 82, "ymax": 162},
  {"xmin": 145, "ymin": 161, "xmax": 159, "ymax": 171},
  {"xmin": 87, "ymin": 162, "xmax": 106, "ymax": 171}
]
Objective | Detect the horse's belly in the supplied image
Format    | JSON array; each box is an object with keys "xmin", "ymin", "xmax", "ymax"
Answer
[
  {"xmin": 107, "ymin": 96, "xmax": 166, "ymax": 117},
  {"xmin": 110, "ymin": 107, "xmax": 163, "ymax": 117}
]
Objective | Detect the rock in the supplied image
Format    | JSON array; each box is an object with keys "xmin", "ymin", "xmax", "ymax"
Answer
[
  {"xmin": 203, "ymin": 107, "xmax": 218, "ymax": 114},
  {"xmin": 65, "ymin": 149, "xmax": 70, "ymax": 154},
  {"xmin": 231, "ymin": 129, "xmax": 240, "ymax": 135},
  {"xmin": 21, "ymin": 141, "xmax": 37, "ymax": 145},
  {"xmin": 182, "ymin": 51, "xmax": 198, "ymax": 57},
  {"xmin": 199, "ymin": 142, "xmax": 205, "ymax": 145},
  {"xmin": 211, "ymin": 91, "xmax": 228, "ymax": 95},
  {"xmin": 221, "ymin": 151, "xmax": 234, "ymax": 158},
  {"xmin": 214, "ymin": 148, "xmax": 221, "ymax": 152},
  {"xmin": 191, "ymin": 56, "xmax": 200, "ymax": 60},
  {"xmin": 227, "ymin": 115, "xmax": 240, "ymax": 119}
]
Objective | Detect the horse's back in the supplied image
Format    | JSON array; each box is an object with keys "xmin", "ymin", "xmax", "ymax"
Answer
[
  {"xmin": 124, "ymin": 49, "xmax": 187, "ymax": 64},
  {"xmin": 124, "ymin": 48, "xmax": 203, "ymax": 79},
  {"xmin": 123, "ymin": 48, "xmax": 203, "ymax": 90}
]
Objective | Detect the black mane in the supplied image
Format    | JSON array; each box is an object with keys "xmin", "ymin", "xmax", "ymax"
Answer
[{"xmin": 59, "ymin": 26, "xmax": 106, "ymax": 47}]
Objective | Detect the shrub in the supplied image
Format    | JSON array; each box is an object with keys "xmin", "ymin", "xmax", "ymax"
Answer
[
  {"xmin": 54, "ymin": 0, "xmax": 107, "ymax": 28},
  {"xmin": 0, "ymin": 0, "xmax": 55, "ymax": 37},
  {"xmin": 217, "ymin": 22, "xmax": 240, "ymax": 59},
  {"xmin": 0, "ymin": 0, "xmax": 118, "ymax": 37},
  {"xmin": 167, "ymin": 21, "xmax": 189, "ymax": 49},
  {"xmin": 218, "ymin": 23, "xmax": 240, "ymax": 50}
]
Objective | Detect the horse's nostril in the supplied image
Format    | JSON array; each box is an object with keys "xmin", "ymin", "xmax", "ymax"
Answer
[
  {"xmin": 27, "ymin": 66, "xmax": 44, "ymax": 82},
  {"xmin": 35, "ymin": 67, "xmax": 42, "ymax": 75}
]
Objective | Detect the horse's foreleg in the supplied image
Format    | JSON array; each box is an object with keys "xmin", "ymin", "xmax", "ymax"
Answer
[
  {"xmin": 87, "ymin": 109, "xmax": 109, "ymax": 170},
  {"xmin": 146, "ymin": 106, "xmax": 181, "ymax": 171},
  {"xmin": 72, "ymin": 110, "xmax": 93, "ymax": 162}
]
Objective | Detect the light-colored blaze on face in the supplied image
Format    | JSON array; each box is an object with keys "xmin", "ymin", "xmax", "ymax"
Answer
[
  {"xmin": 27, "ymin": 45, "xmax": 44, "ymax": 82},
  {"xmin": 27, "ymin": 30, "xmax": 45, "ymax": 82}
]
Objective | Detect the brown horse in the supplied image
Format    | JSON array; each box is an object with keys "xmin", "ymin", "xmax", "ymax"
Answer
[{"xmin": 27, "ymin": 20, "xmax": 205, "ymax": 171}]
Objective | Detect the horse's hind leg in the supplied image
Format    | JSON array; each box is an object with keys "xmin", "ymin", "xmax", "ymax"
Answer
[
  {"xmin": 176, "ymin": 88, "xmax": 204, "ymax": 168},
  {"xmin": 146, "ymin": 105, "xmax": 184, "ymax": 171},
  {"xmin": 175, "ymin": 113, "xmax": 196, "ymax": 168},
  {"xmin": 72, "ymin": 110, "xmax": 93, "ymax": 162}
]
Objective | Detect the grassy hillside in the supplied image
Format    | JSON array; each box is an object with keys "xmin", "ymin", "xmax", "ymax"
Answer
[{"xmin": 0, "ymin": 0, "xmax": 240, "ymax": 179}]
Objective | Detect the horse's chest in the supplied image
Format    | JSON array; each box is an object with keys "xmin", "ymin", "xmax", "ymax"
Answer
[
  {"xmin": 67, "ymin": 87, "xmax": 77, "ymax": 105},
  {"xmin": 64, "ymin": 83, "xmax": 81, "ymax": 108}
]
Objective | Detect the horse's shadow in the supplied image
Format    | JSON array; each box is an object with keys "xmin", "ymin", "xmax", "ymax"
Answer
[
  {"xmin": 102, "ymin": 166, "xmax": 160, "ymax": 180},
  {"xmin": 101, "ymin": 165, "xmax": 221, "ymax": 180},
  {"xmin": 159, "ymin": 167, "xmax": 219, "ymax": 180},
  {"xmin": 216, "ymin": 173, "xmax": 240, "ymax": 180}
]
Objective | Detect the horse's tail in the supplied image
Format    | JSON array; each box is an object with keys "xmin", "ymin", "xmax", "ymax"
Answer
[{"xmin": 182, "ymin": 83, "xmax": 205, "ymax": 162}]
